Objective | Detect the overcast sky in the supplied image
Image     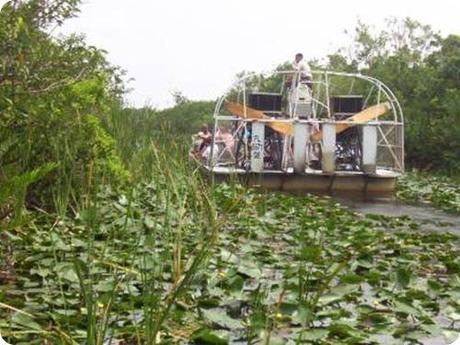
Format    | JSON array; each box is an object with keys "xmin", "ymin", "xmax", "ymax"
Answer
[{"xmin": 3, "ymin": 0, "xmax": 459, "ymax": 108}]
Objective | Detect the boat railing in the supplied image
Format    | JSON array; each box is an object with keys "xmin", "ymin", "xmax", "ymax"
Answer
[{"xmin": 207, "ymin": 70, "xmax": 404, "ymax": 176}]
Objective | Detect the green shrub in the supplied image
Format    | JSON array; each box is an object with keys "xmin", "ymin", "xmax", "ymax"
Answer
[{"xmin": 81, "ymin": 114, "xmax": 129, "ymax": 185}]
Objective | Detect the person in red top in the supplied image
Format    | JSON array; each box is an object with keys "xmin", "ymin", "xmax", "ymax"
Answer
[{"xmin": 197, "ymin": 124, "xmax": 212, "ymax": 150}]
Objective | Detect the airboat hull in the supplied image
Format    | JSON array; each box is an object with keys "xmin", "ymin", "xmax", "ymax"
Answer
[{"xmin": 205, "ymin": 166, "xmax": 399, "ymax": 196}]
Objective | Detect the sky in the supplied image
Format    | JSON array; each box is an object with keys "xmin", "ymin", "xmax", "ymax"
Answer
[{"xmin": 3, "ymin": 0, "xmax": 459, "ymax": 108}]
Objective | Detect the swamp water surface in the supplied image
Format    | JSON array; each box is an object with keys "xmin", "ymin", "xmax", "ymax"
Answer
[
  {"xmin": 336, "ymin": 197, "xmax": 460, "ymax": 235},
  {"xmin": 336, "ymin": 197, "xmax": 460, "ymax": 345},
  {"xmin": 205, "ymin": 197, "xmax": 460, "ymax": 345}
]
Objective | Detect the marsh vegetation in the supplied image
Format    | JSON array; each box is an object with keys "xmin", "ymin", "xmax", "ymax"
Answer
[{"xmin": 1, "ymin": 1, "xmax": 459, "ymax": 344}]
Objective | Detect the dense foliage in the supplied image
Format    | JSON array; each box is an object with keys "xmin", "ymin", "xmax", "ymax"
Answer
[
  {"xmin": 326, "ymin": 18, "xmax": 460, "ymax": 174},
  {"xmin": 397, "ymin": 171, "xmax": 460, "ymax": 213},
  {"xmin": 100, "ymin": 100, "xmax": 214, "ymax": 181},
  {"xmin": 2, "ymin": 181, "xmax": 460, "ymax": 344},
  {"xmin": 0, "ymin": 0, "xmax": 127, "ymax": 218}
]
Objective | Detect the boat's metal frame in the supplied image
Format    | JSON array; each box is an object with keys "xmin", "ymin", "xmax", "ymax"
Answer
[{"xmin": 202, "ymin": 70, "xmax": 404, "ymax": 194}]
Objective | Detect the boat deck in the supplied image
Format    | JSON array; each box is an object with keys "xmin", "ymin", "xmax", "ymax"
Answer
[
  {"xmin": 204, "ymin": 166, "xmax": 400, "ymax": 195},
  {"xmin": 208, "ymin": 166, "xmax": 400, "ymax": 178}
]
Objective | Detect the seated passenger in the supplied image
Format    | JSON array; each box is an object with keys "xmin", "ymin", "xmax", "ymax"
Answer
[
  {"xmin": 197, "ymin": 124, "xmax": 212, "ymax": 151},
  {"xmin": 191, "ymin": 124, "xmax": 212, "ymax": 158},
  {"xmin": 216, "ymin": 127, "xmax": 234, "ymax": 153},
  {"xmin": 202, "ymin": 143, "xmax": 219, "ymax": 164},
  {"xmin": 215, "ymin": 127, "xmax": 235, "ymax": 162}
]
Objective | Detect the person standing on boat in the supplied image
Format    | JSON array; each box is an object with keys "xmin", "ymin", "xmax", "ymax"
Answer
[{"xmin": 292, "ymin": 53, "xmax": 313, "ymax": 89}]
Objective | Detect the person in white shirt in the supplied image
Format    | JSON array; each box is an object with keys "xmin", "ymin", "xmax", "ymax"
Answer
[{"xmin": 292, "ymin": 53, "xmax": 313, "ymax": 89}]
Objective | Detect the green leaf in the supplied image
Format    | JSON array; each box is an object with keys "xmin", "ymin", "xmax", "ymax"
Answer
[
  {"xmin": 448, "ymin": 311, "xmax": 460, "ymax": 321},
  {"xmin": 300, "ymin": 328, "xmax": 329, "ymax": 340},
  {"xmin": 266, "ymin": 335, "xmax": 285, "ymax": 345},
  {"xmin": 95, "ymin": 278, "xmax": 116, "ymax": 292},
  {"xmin": 442, "ymin": 330, "xmax": 460, "ymax": 344},
  {"xmin": 50, "ymin": 233, "xmax": 71, "ymax": 251},
  {"xmin": 191, "ymin": 327, "xmax": 229, "ymax": 344},
  {"xmin": 56, "ymin": 263, "xmax": 79, "ymax": 283},
  {"xmin": 420, "ymin": 323, "xmax": 442, "ymax": 337},
  {"xmin": 341, "ymin": 273, "xmax": 364, "ymax": 284},
  {"xmin": 237, "ymin": 262, "xmax": 261, "ymax": 279},
  {"xmin": 300, "ymin": 245, "xmax": 322, "ymax": 262},
  {"xmin": 11, "ymin": 312, "xmax": 42, "ymax": 331},
  {"xmin": 393, "ymin": 301, "xmax": 420, "ymax": 316},
  {"xmin": 405, "ymin": 331, "xmax": 427, "ymax": 342},
  {"xmin": 202, "ymin": 309, "xmax": 242, "ymax": 330},
  {"xmin": 318, "ymin": 293, "xmax": 342, "ymax": 306},
  {"xmin": 395, "ymin": 268, "xmax": 411, "ymax": 289}
]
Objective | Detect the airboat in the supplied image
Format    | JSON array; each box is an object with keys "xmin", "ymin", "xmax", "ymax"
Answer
[{"xmin": 193, "ymin": 70, "xmax": 404, "ymax": 195}]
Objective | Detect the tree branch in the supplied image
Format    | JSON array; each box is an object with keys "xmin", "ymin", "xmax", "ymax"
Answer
[{"xmin": 28, "ymin": 67, "xmax": 87, "ymax": 94}]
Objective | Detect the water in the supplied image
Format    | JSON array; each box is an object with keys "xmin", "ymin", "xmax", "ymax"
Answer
[
  {"xmin": 335, "ymin": 196, "xmax": 460, "ymax": 345},
  {"xmin": 335, "ymin": 197, "xmax": 460, "ymax": 235}
]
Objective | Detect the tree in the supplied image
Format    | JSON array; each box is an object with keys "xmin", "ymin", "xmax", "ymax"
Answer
[
  {"xmin": 328, "ymin": 18, "xmax": 458, "ymax": 173},
  {"xmin": 171, "ymin": 89, "xmax": 190, "ymax": 105},
  {"xmin": 0, "ymin": 0, "xmax": 128, "ymax": 213}
]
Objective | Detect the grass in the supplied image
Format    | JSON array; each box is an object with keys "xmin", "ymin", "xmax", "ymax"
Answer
[{"xmin": 1, "ymin": 139, "xmax": 220, "ymax": 344}]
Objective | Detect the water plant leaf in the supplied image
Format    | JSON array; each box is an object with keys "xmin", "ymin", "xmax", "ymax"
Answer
[
  {"xmin": 56, "ymin": 263, "xmax": 79, "ymax": 283},
  {"xmin": 300, "ymin": 328, "xmax": 329, "ymax": 340},
  {"xmin": 11, "ymin": 312, "xmax": 42, "ymax": 331},
  {"xmin": 393, "ymin": 301, "xmax": 420, "ymax": 316},
  {"xmin": 395, "ymin": 268, "xmax": 411, "ymax": 289},
  {"xmin": 191, "ymin": 327, "xmax": 229, "ymax": 344},
  {"xmin": 202, "ymin": 309, "xmax": 243, "ymax": 330}
]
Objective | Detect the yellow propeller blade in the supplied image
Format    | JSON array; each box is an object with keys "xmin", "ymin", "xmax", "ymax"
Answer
[
  {"xmin": 224, "ymin": 101, "xmax": 391, "ymax": 142},
  {"xmin": 225, "ymin": 101, "xmax": 293, "ymax": 135},
  {"xmin": 310, "ymin": 102, "xmax": 391, "ymax": 142}
]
